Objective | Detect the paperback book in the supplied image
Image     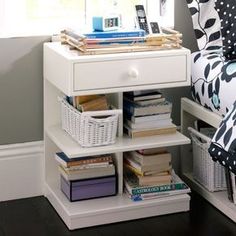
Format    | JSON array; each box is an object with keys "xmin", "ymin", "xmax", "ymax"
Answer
[
  {"xmin": 124, "ymin": 150, "xmax": 172, "ymax": 166},
  {"xmin": 125, "ymin": 185, "xmax": 191, "ymax": 201},
  {"xmin": 123, "ymin": 100, "xmax": 172, "ymax": 117},
  {"xmin": 123, "ymin": 123, "xmax": 177, "ymax": 138},
  {"xmin": 55, "ymin": 152, "xmax": 113, "ymax": 168},
  {"xmin": 124, "ymin": 113, "xmax": 171, "ymax": 124},
  {"xmin": 124, "ymin": 118, "xmax": 173, "ymax": 130},
  {"xmin": 124, "ymin": 159, "xmax": 171, "ymax": 176},
  {"xmin": 124, "ymin": 170, "xmax": 190, "ymax": 195},
  {"xmin": 124, "ymin": 90, "xmax": 162, "ymax": 101},
  {"xmin": 124, "ymin": 167, "xmax": 172, "ymax": 187},
  {"xmin": 59, "ymin": 164, "xmax": 115, "ymax": 181}
]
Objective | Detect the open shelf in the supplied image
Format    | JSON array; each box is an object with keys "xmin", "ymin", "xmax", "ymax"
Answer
[
  {"xmin": 44, "ymin": 44, "xmax": 192, "ymax": 229},
  {"xmin": 45, "ymin": 180, "xmax": 190, "ymax": 230},
  {"xmin": 46, "ymin": 125, "xmax": 190, "ymax": 158},
  {"xmin": 183, "ymin": 172, "xmax": 236, "ymax": 223}
]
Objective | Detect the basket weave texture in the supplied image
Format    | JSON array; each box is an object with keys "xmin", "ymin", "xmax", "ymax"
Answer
[
  {"xmin": 189, "ymin": 127, "xmax": 226, "ymax": 192},
  {"xmin": 60, "ymin": 98, "xmax": 121, "ymax": 147}
]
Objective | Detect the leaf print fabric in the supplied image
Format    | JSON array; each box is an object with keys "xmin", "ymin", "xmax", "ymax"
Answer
[{"xmin": 186, "ymin": 0, "xmax": 236, "ymax": 173}]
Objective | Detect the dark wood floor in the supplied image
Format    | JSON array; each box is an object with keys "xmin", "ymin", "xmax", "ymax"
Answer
[{"xmin": 0, "ymin": 192, "xmax": 236, "ymax": 236}]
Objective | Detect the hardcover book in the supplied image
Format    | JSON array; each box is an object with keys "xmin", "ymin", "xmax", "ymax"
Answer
[
  {"xmin": 84, "ymin": 29, "xmax": 146, "ymax": 39},
  {"xmin": 59, "ymin": 164, "xmax": 115, "ymax": 181},
  {"xmin": 75, "ymin": 94, "xmax": 101, "ymax": 107},
  {"xmin": 123, "ymin": 100, "xmax": 172, "ymax": 117},
  {"xmin": 123, "ymin": 123, "xmax": 177, "ymax": 138},
  {"xmin": 124, "ymin": 159, "xmax": 171, "ymax": 176},
  {"xmin": 55, "ymin": 152, "xmax": 112, "ymax": 168},
  {"xmin": 77, "ymin": 95, "xmax": 108, "ymax": 112},
  {"xmin": 124, "ymin": 90, "xmax": 162, "ymax": 102},
  {"xmin": 131, "ymin": 97, "xmax": 166, "ymax": 106},
  {"xmin": 124, "ymin": 168, "xmax": 172, "ymax": 186},
  {"xmin": 124, "ymin": 170, "xmax": 190, "ymax": 195},
  {"xmin": 124, "ymin": 118, "xmax": 173, "ymax": 130},
  {"xmin": 124, "ymin": 113, "xmax": 171, "ymax": 124},
  {"xmin": 124, "ymin": 150, "xmax": 172, "ymax": 166},
  {"xmin": 137, "ymin": 147, "xmax": 168, "ymax": 155}
]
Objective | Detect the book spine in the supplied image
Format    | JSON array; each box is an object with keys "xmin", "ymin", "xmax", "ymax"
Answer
[
  {"xmin": 55, "ymin": 153, "xmax": 112, "ymax": 167},
  {"xmin": 86, "ymin": 39, "xmax": 145, "ymax": 46},
  {"xmin": 130, "ymin": 188, "xmax": 190, "ymax": 201},
  {"xmin": 123, "ymin": 100, "xmax": 135, "ymax": 116},
  {"xmin": 85, "ymin": 30, "xmax": 145, "ymax": 39},
  {"xmin": 131, "ymin": 182, "xmax": 189, "ymax": 195}
]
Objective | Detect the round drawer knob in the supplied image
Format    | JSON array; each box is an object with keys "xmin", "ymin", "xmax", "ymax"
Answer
[{"xmin": 128, "ymin": 68, "xmax": 139, "ymax": 78}]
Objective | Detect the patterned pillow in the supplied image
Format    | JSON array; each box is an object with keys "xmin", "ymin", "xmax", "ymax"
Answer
[
  {"xmin": 215, "ymin": 0, "xmax": 236, "ymax": 60},
  {"xmin": 186, "ymin": 0, "xmax": 236, "ymax": 60}
]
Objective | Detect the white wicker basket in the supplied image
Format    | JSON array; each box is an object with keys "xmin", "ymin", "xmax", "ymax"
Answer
[
  {"xmin": 60, "ymin": 97, "xmax": 122, "ymax": 147},
  {"xmin": 188, "ymin": 127, "xmax": 226, "ymax": 192}
]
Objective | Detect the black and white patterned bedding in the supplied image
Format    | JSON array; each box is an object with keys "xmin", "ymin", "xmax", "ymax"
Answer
[{"xmin": 186, "ymin": 0, "xmax": 236, "ymax": 174}]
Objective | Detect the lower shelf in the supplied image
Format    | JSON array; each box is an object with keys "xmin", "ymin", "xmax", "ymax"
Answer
[
  {"xmin": 183, "ymin": 173, "xmax": 236, "ymax": 222},
  {"xmin": 45, "ymin": 181, "xmax": 190, "ymax": 230}
]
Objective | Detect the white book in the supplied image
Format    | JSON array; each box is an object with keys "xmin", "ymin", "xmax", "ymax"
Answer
[
  {"xmin": 59, "ymin": 164, "xmax": 115, "ymax": 181},
  {"xmin": 126, "ymin": 113, "xmax": 171, "ymax": 124},
  {"xmin": 125, "ymin": 118, "xmax": 173, "ymax": 130}
]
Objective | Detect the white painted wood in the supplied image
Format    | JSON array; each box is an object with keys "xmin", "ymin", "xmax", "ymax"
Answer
[
  {"xmin": 183, "ymin": 173, "xmax": 236, "ymax": 223},
  {"xmin": 44, "ymin": 43, "xmax": 191, "ymax": 96},
  {"xmin": 73, "ymin": 54, "xmax": 187, "ymax": 91},
  {"xmin": 45, "ymin": 181, "xmax": 190, "ymax": 230},
  {"xmin": 0, "ymin": 141, "xmax": 44, "ymax": 201},
  {"xmin": 180, "ymin": 98, "xmax": 236, "ymax": 222},
  {"xmin": 181, "ymin": 97, "xmax": 222, "ymax": 129},
  {"xmin": 47, "ymin": 125, "xmax": 190, "ymax": 158},
  {"xmin": 44, "ymin": 43, "xmax": 191, "ymax": 229}
]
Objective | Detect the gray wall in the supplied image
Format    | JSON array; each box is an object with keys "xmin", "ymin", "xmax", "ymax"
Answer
[
  {"xmin": 161, "ymin": 0, "xmax": 198, "ymax": 125},
  {"xmin": 0, "ymin": 36, "xmax": 49, "ymax": 144},
  {"xmin": 0, "ymin": 1, "xmax": 197, "ymax": 145}
]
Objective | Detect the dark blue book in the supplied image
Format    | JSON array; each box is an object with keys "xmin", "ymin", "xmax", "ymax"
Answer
[{"xmin": 84, "ymin": 29, "xmax": 146, "ymax": 39}]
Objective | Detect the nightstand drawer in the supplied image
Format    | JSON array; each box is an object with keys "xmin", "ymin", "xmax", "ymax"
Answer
[{"xmin": 73, "ymin": 54, "xmax": 188, "ymax": 91}]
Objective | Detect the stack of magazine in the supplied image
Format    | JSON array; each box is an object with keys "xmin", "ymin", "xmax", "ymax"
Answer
[{"xmin": 123, "ymin": 89, "xmax": 176, "ymax": 138}]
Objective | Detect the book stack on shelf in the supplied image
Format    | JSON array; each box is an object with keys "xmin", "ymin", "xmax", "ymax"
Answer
[
  {"xmin": 123, "ymin": 147, "xmax": 190, "ymax": 201},
  {"xmin": 55, "ymin": 152, "xmax": 117, "ymax": 201},
  {"xmin": 123, "ymin": 90, "xmax": 176, "ymax": 138}
]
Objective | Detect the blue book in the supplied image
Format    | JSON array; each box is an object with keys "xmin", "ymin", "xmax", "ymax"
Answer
[
  {"xmin": 124, "ymin": 170, "xmax": 189, "ymax": 195},
  {"xmin": 84, "ymin": 29, "xmax": 146, "ymax": 39}
]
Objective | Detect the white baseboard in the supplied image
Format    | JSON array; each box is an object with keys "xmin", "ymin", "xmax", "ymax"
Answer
[{"xmin": 0, "ymin": 141, "xmax": 44, "ymax": 201}]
